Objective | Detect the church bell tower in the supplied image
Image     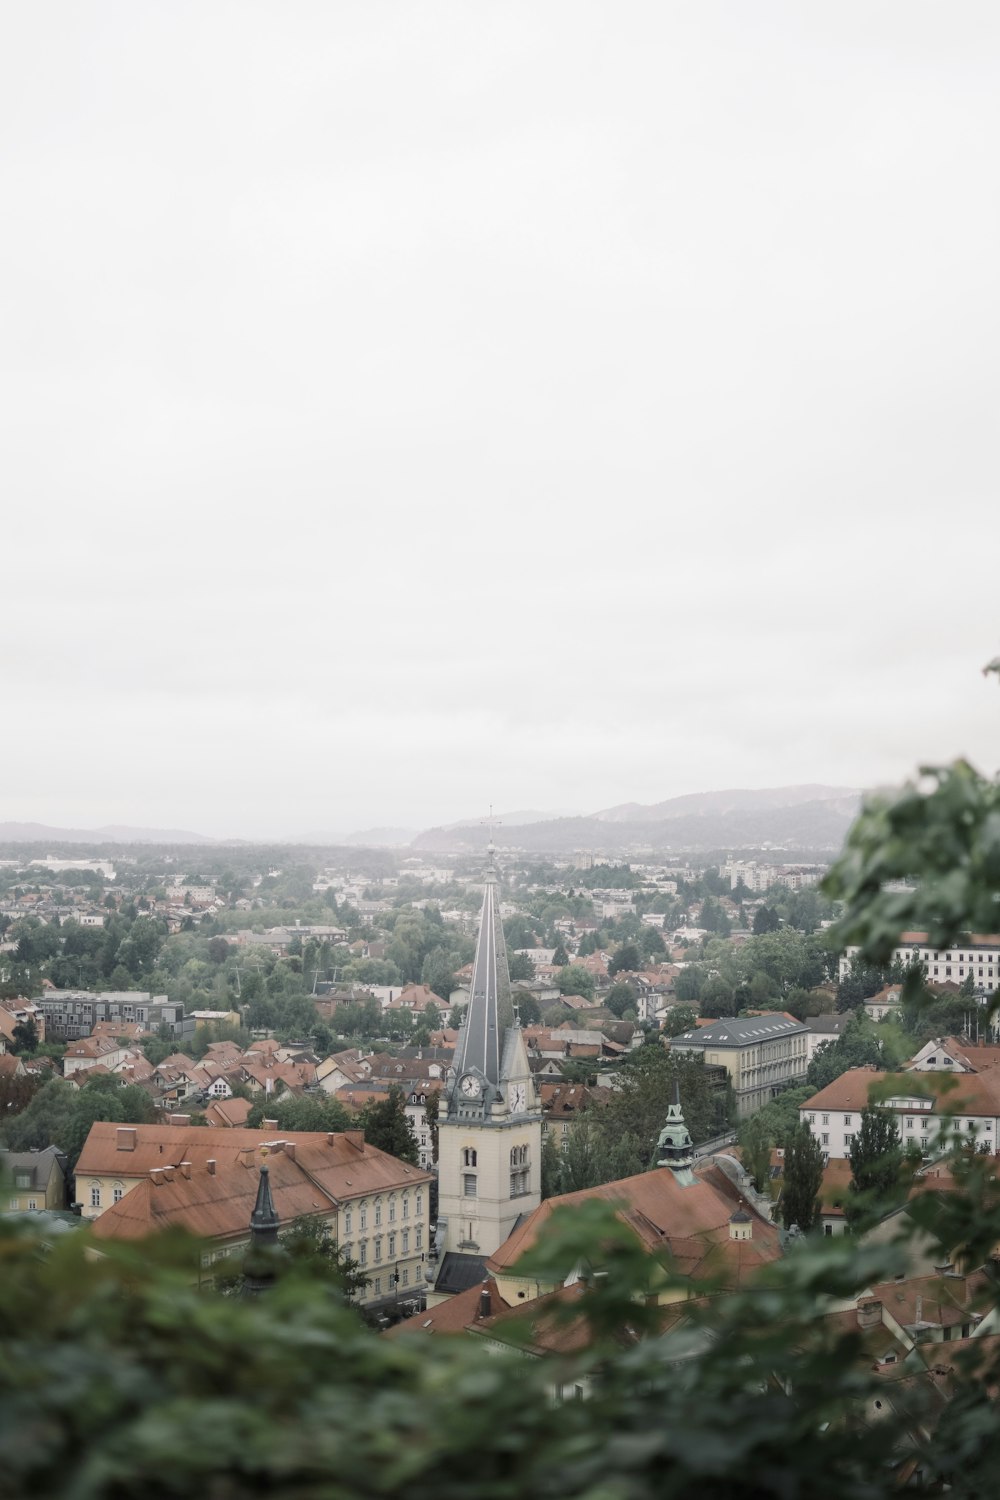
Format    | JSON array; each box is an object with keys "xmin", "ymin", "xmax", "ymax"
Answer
[{"xmin": 435, "ymin": 842, "xmax": 542, "ymax": 1263}]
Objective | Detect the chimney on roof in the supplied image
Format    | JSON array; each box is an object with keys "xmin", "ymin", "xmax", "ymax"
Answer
[
  {"xmin": 263, "ymin": 1119, "xmax": 278, "ymax": 1129},
  {"xmin": 342, "ymin": 1131, "xmax": 365, "ymax": 1152},
  {"xmin": 207, "ymin": 1159, "xmax": 216, "ymax": 1176},
  {"xmin": 161, "ymin": 1166, "xmax": 175, "ymax": 1182},
  {"xmin": 478, "ymin": 1282, "xmax": 492, "ymax": 1319},
  {"xmin": 238, "ymin": 1147, "xmax": 256, "ymax": 1168},
  {"xmin": 282, "ymin": 1141, "xmax": 296, "ymax": 1162},
  {"xmin": 168, "ymin": 1113, "xmax": 190, "ymax": 1127},
  {"xmin": 150, "ymin": 1168, "xmax": 163, "ymax": 1186},
  {"xmin": 116, "ymin": 1127, "xmax": 137, "ymax": 1152},
  {"xmin": 180, "ymin": 1161, "xmax": 191, "ymax": 1180},
  {"xmin": 857, "ymin": 1299, "xmax": 883, "ymax": 1330}
]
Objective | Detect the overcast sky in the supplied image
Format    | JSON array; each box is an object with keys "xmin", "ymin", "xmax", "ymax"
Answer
[{"xmin": 2, "ymin": 3, "xmax": 998, "ymax": 840}]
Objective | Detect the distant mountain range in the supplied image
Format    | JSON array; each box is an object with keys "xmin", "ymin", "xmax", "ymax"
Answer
[
  {"xmin": 411, "ymin": 786, "xmax": 863, "ymax": 857},
  {"xmin": 0, "ymin": 785, "xmax": 865, "ymax": 856},
  {"xmin": 0, "ymin": 822, "xmax": 214, "ymax": 846}
]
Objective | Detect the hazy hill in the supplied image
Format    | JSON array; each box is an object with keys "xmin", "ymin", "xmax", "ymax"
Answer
[
  {"xmin": 594, "ymin": 785, "xmax": 858, "ymax": 823},
  {"xmin": 411, "ymin": 786, "xmax": 863, "ymax": 856},
  {"xmin": 0, "ymin": 821, "xmax": 213, "ymax": 845}
]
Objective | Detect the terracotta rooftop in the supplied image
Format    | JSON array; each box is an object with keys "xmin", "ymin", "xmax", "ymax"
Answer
[
  {"xmin": 487, "ymin": 1161, "xmax": 780, "ymax": 1285},
  {"xmin": 803, "ymin": 1067, "xmax": 1000, "ymax": 1119},
  {"xmin": 77, "ymin": 1122, "xmax": 433, "ymax": 1206}
]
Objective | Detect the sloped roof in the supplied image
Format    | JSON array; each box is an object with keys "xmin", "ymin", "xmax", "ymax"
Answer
[
  {"xmin": 203, "ymin": 1096, "xmax": 252, "ymax": 1128},
  {"xmin": 384, "ymin": 1276, "xmax": 501, "ymax": 1339},
  {"xmin": 672, "ymin": 1014, "xmax": 807, "ymax": 1048},
  {"xmin": 89, "ymin": 1146, "xmax": 332, "ymax": 1243},
  {"xmin": 434, "ymin": 1251, "xmax": 490, "ymax": 1296},
  {"xmin": 487, "ymin": 1163, "xmax": 780, "ymax": 1285},
  {"xmin": 803, "ymin": 1067, "xmax": 1000, "ymax": 1118},
  {"xmin": 76, "ymin": 1122, "xmax": 433, "ymax": 1204}
]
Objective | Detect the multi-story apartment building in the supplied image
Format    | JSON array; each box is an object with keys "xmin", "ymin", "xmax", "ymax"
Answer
[
  {"xmin": 669, "ymin": 1013, "xmax": 809, "ymax": 1117},
  {"xmin": 34, "ymin": 990, "xmax": 191, "ymax": 1041},
  {"xmin": 799, "ymin": 1066, "xmax": 1000, "ymax": 1159},
  {"xmin": 838, "ymin": 932, "xmax": 1000, "ymax": 995},
  {"xmin": 77, "ymin": 1121, "xmax": 434, "ymax": 1313},
  {"xmin": 720, "ymin": 860, "xmax": 823, "ymax": 893}
]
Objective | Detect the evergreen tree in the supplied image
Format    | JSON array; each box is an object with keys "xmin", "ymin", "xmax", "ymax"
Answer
[
  {"xmin": 540, "ymin": 1131, "xmax": 562, "ymax": 1199},
  {"xmin": 847, "ymin": 1105, "xmax": 902, "ymax": 1223},
  {"xmin": 10, "ymin": 1018, "xmax": 38, "ymax": 1054},
  {"xmin": 358, "ymin": 1086, "xmax": 419, "ymax": 1165},
  {"xmin": 738, "ymin": 1111, "xmax": 773, "ymax": 1193},
  {"xmin": 781, "ymin": 1121, "xmax": 824, "ymax": 1231}
]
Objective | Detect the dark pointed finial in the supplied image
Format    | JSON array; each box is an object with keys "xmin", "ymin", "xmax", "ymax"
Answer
[{"xmin": 242, "ymin": 1158, "xmax": 285, "ymax": 1295}]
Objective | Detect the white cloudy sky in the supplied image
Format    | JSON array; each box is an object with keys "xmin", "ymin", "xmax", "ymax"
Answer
[{"xmin": 2, "ymin": 3, "xmax": 998, "ymax": 839}]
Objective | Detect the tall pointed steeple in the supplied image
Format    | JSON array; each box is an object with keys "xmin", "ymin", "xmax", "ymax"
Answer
[
  {"xmin": 449, "ymin": 842, "xmax": 514, "ymax": 1100},
  {"xmin": 436, "ymin": 837, "xmax": 542, "ymax": 1266}
]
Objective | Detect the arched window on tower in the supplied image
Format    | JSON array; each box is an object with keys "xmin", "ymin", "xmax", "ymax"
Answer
[{"xmin": 462, "ymin": 1148, "xmax": 477, "ymax": 1168}]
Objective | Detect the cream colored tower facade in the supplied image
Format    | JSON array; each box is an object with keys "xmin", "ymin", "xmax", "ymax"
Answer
[{"xmin": 436, "ymin": 848, "xmax": 542, "ymax": 1261}]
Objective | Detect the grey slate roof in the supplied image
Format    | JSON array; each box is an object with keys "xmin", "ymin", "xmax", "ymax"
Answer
[
  {"xmin": 672, "ymin": 1014, "xmax": 807, "ymax": 1049},
  {"xmin": 434, "ymin": 1251, "xmax": 490, "ymax": 1296}
]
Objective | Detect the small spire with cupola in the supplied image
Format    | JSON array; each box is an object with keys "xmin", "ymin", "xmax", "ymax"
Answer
[{"xmin": 655, "ymin": 1082, "xmax": 696, "ymax": 1187}]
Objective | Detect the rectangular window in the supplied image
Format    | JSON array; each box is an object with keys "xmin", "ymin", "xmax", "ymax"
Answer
[
  {"xmin": 388, "ymin": 1233, "xmax": 396, "ymax": 1257},
  {"xmin": 90, "ymin": 1186, "xmax": 101, "ymax": 1209},
  {"xmin": 844, "ymin": 1134, "xmax": 853, "ymax": 1146},
  {"xmin": 415, "ymin": 1192, "xmax": 422, "ymax": 1215},
  {"xmin": 822, "ymin": 1114, "xmax": 829, "ymax": 1126},
  {"xmin": 360, "ymin": 1207, "xmax": 367, "ymax": 1231},
  {"xmin": 345, "ymin": 1210, "xmax": 352, "ymax": 1235},
  {"xmin": 402, "ymin": 1197, "xmax": 409, "ymax": 1220},
  {"xmin": 113, "ymin": 1187, "xmax": 123, "ymax": 1203},
  {"xmin": 463, "ymin": 1174, "xmax": 477, "ymax": 1197},
  {"xmin": 375, "ymin": 1239, "xmax": 383, "ymax": 1263},
  {"xmin": 401, "ymin": 1268, "xmax": 409, "ymax": 1287},
  {"xmin": 28, "ymin": 1199, "xmax": 37, "ymax": 1211},
  {"xmin": 416, "ymin": 1225, "xmax": 423, "ymax": 1250},
  {"xmin": 359, "ymin": 1242, "xmax": 367, "ymax": 1266},
  {"xmin": 389, "ymin": 1201, "xmax": 396, "ymax": 1223},
  {"xmin": 822, "ymin": 1133, "xmax": 829, "ymax": 1146},
  {"xmin": 374, "ymin": 1278, "xmax": 382, "ymax": 1296},
  {"xmin": 402, "ymin": 1230, "xmax": 409, "ymax": 1253},
  {"xmin": 843, "ymin": 1115, "xmax": 852, "ymax": 1126}
]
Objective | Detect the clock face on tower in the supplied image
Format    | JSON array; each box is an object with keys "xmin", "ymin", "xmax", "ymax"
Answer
[
  {"xmin": 459, "ymin": 1073, "xmax": 482, "ymax": 1099},
  {"xmin": 508, "ymin": 1082, "xmax": 527, "ymax": 1113}
]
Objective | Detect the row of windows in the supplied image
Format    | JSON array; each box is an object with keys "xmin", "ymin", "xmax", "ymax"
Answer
[
  {"xmin": 350, "ymin": 1225, "xmax": 424, "ymax": 1265},
  {"xmin": 90, "ymin": 1185, "xmax": 125, "ymax": 1208},
  {"xmin": 344, "ymin": 1191, "xmax": 422, "ymax": 1235}
]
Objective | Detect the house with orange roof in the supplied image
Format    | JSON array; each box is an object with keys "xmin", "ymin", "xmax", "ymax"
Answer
[
  {"xmin": 203, "ymin": 1096, "xmax": 253, "ymax": 1129},
  {"xmin": 800, "ymin": 1067, "xmax": 1000, "ymax": 1159},
  {"xmin": 906, "ymin": 1037, "xmax": 1000, "ymax": 1075},
  {"xmin": 82, "ymin": 1123, "xmax": 433, "ymax": 1312},
  {"xmin": 63, "ymin": 1036, "xmax": 131, "ymax": 1078}
]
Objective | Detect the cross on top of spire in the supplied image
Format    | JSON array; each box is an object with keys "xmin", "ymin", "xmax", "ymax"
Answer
[{"xmin": 480, "ymin": 805, "xmax": 502, "ymax": 875}]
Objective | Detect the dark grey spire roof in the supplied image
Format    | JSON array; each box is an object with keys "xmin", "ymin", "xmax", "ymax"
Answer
[
  {"xmin": 450, "ymin": 847, "xmax": 513, "ymax": 1091},
  {"xmin": 242, "ymin": 1161, "xmax": 283, "ymax": 1295}
]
